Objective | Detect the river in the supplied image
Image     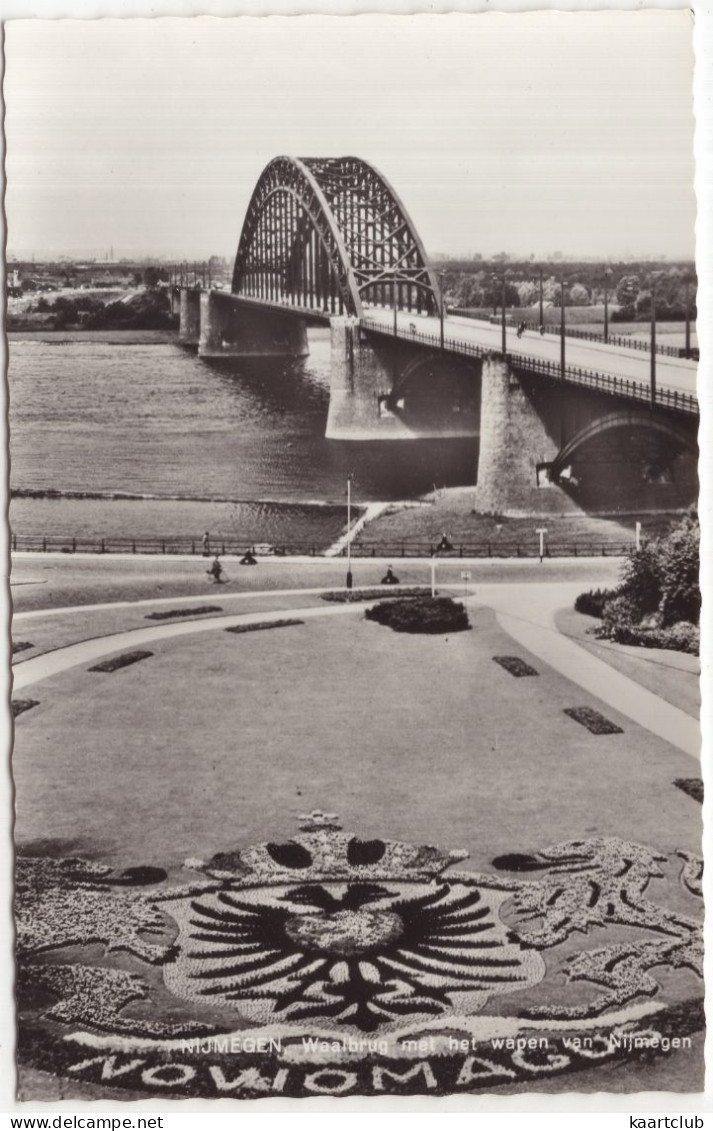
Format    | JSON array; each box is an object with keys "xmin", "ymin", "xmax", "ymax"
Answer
[{"xmin": 8, "ymin": 330, "xmax": 477, "ymax": 549}]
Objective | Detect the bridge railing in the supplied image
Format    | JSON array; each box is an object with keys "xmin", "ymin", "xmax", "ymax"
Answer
[
  {"xmin": 449, "ymin": 309, "xmax": 697, "ymax": 359},
  {"xmin": 361, "ymin": 317, "xmax": 699, "ymax": 416},
  {"xmin": 11, "ymin": 533, "xmax": 635, "ymax": 560}
]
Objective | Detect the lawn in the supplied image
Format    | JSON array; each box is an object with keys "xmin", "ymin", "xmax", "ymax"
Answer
[{"xmin": 12, "ymin": 602, "xmax": 699, "ymax": 873}]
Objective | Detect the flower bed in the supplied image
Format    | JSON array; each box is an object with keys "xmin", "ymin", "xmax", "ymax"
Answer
[
  {"xmin": 365, "ymin": 595, "xmax": 470, "ymax": 635},
  {"xmin": 12, "ymin": 699, "xmax": 39, "ymax": 718},
  {"xmin": 145, "ymin": 606, "xmax": 222, "ymax": 620},
  {"xmin": 12, "ymin": 641, "xmax": 34, "ymax": 654},
  {"xmin": 321, "ymin": 587, "xmax": 432, "ymax": 604},
  {"xmin": 89, "ymin": 650, "xmax": 154, "ymax": 673},
  {"xmin": 492, "ymin": 655, "xmax": 539, "ymax": 678},
  {"xmin": 563, "ymin": 706, "xmax": 623, "ymax": 735},
  {"xmin": 224, "ymin": 618, "xmax": 304, "ymax": 635},
  {"xmin": 674, "ymin": 778, "xmax": 703, "ymax": 804}
]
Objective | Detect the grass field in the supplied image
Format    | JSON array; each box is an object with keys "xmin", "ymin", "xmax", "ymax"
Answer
[{"xmin": 12, "ymin": 602, "xmax": 699, "ymax": 872}]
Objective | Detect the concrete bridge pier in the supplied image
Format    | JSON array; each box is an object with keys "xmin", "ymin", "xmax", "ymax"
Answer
[
  {"xmin": 474, "ymin": 357, "xmax": 564, "ymax": 514},
  {"xmin": 197, "ymin": 292, "xmax": 309, "ymax": 359},
  {"xmin": 326, "ymin": 317, "xmax": 422, "ymax": 439},
  {"xmin": 178, "ymin": 288, "xmax": 201, "ymax": 348}
]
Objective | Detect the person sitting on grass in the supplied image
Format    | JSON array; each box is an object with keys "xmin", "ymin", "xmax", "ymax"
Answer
[
  {"xmin": 381, "ymin": 565, "xmax": 400, "ymax": 585},
  {"xmin": 207, "ymin": 555, "xmax": 224, "ymax": 583},
  {"xmin": 436, "ymin": 532, "xmax": 453, "ymax": 553}
]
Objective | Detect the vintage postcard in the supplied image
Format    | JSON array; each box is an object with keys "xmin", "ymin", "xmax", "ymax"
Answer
[{"xmin": 2, "ymin": 7, "xmax": 707, "ymax": 1111}]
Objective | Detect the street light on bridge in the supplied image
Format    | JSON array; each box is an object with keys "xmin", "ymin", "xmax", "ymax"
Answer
[
  {"xmin": 493, "ymin": 271, "xmax": 510, "ymax": 356},
  {"xmin": 439, "ymin": 270, "xmax": 446, "ymax": 351},
  {"xmin": 559, "ymin": 276, "xmax": 567, "ymax": 381},
  {"xmin": 650, "ymin": 273, "xmax": 658, "ymax": 413},
  {"xmin": 684, "ymin": 273, "xmax": 693, "ymax": 359},
  {"xmin": 603, "ymin": 267, "xmax": 612, "ymax": 344},
  {"xmin": 538, "ymin": 266, "xmax": 544, "ymax": 334}
]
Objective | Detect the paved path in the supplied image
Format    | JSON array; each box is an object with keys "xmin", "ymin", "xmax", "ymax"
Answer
[
  {"xmin": 13, "ymin": 579, "xmax": 699, "ymax": 759},
  {"xmin": 477, "ymin": 582, "xmax": 700, "ymax": 760},
  {"xmin": 365, "ymin": 309, "xmax": 698, "ymax": 398}
]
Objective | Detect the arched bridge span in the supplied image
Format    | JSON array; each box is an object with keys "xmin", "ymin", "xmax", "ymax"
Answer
[
  {"xmin": 232, "ymin": 156, "xmax": 441, "ymax": 318},
  {"xmin": 550, "ymin": 409, "xmax": 698, "ymax": 479}
]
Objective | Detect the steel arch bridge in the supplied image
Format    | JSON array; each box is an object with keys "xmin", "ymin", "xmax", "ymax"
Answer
[{"xmin": 232, "ymin": 156, "xmax": 442, "ymax": 319}]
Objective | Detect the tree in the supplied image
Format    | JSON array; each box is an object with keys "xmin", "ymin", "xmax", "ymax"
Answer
[
  {"xmin": 616, "ymin": 274, "xmax": 640, "ymax": 316},
  {"xmin": 569, "ymin": 283, "xmax": 590, "ymax": 306},
  {"xmin": 657, "ymin": 510, "xmax": 700, "ymax": 625},
  {"xmin": 143, "ymin": 266, "xmax": 168, "ymax": 289}
]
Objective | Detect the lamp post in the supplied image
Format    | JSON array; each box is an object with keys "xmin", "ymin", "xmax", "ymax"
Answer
[
  {"xmin": 392, "ymin": 274, "xmax": 398, "ymax": 338},
  {"xmin": 650, "ymin": 275, "xmax": 657, "ymax": 413},
  {"xmin": 346, "ymin": 474, "xmax": 353, "ymax": 590},
  {"xmin": 536, "ymin": 527, "xmax": 548, "ymax": 563},
  {"xmin": 559, "ymin": 277, "xmax": 566, "ymax": 381},
  {"xmin": 603, "ymin": 267, "xmax": 612, "ymax": 344},
  {"xmin": 439, "ymin": 271, "xmax": 446, "ymax": 350},
  {"xmin": 538, "ymin": 266, "xmax": 544, "ymax": 333},
  {"xmin": 501, "ymin": 271, "xmax": 507, "ymax": 356}
]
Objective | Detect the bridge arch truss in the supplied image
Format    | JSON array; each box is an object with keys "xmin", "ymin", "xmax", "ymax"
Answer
[
  {"xmin": 550, "ymin": 409, "xmax": 698, "ymax": 479},
  {"xmin": 232, "ymin": 156, "xmax": 441, "ymax": 318}
]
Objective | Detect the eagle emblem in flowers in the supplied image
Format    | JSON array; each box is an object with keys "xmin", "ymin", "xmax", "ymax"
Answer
[{"xmin": 160, "ymin": 812, "xmax": 544, "ymax": 1032}]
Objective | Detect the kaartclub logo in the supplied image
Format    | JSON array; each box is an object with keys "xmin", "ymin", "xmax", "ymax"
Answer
[{"xmin": 17, "ymin": 812, "xmax": 703, "ymax": 1097}]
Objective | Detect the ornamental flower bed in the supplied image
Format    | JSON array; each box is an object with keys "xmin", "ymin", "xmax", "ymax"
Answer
[
  {"xmin": 321, "ymin": 587, "xmax": 432, "ymax": 604},
  {"xmin": 674, "ymin": 778, "xmax": 703, "ymax": 804},
  {"xmin": 365, "ymin": 595, "xmax": 470, "ymax": 635},
  {"xmin": 224, "ymin": 618, "xmax": 304, "ymax": 635},
  {"xmin": 89, "ymin": 650, "xmax": 154, "ymax": 673},
  {"xmin": 492, "ymin": 655, "xmax": 539, "ymax": 678},
  {"xmin": 563, "ymin": 706, "xmax": 623, "ymax": 735},
  {"xmin": 145, "ymin": 606, "xmax": 222, "ymax": 620},
  {"xmin": 12, "ymin": 699, "xmax": 39, "ymax": 718}
]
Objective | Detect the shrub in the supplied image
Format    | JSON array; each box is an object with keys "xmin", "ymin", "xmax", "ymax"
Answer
[
  {"xmin": 574, "ymin": 587, "xmax": 616, "ymax": 618},
  {"xmin": 618, "ymin": 544, "xmax": 662, "ymax": 619},
  {"xmin": 657, "ymin": 511, "xmax": 700, "ymax": 626},
  {"xmin": 365, "ymin": 595, "xmax": 470, "ymax": 635},
  {"xmin": 584, "ymin": 511, "xmax": 699, "ymax": 655}
]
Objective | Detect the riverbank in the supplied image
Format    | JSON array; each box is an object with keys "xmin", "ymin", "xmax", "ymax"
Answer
[
  {"xmin": 8, "ymin": 328, "xmax": 178, "ymax": 344},
  {"xmin": 353, "ymin": 492, "xmax": 689, "ymax": 556},
  {"xmin": 9, "ymin": 494, "xmax": 358, "ymax": 555}
]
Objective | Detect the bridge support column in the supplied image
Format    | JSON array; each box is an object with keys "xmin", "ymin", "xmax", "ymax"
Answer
[
  {"xmin": 178, "ymin": 288, "xmax": 201, "ymax": 348},
  {"xmin": 475, "ymin": 357, "xmax": 564, "ymax": 514},
  {"xmin": 197, "ymin": 292, "xmax": 308, "ymax": 359},
  {"xmin": 326, "ymin": 318, "xmax": 418, "ymax": 439}
]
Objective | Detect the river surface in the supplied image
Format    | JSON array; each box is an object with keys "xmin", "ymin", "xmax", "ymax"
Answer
[{"xmin": 8, "ymin": 331, "xmax": 476, "ymax": 548}]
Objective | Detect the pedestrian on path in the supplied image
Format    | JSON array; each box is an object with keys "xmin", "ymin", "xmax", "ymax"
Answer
[
  {"xmin": 240, "ymin": 549, "xmax": 257, "ymax": 566},
  {"xmin": 207, "ymin": 554, "xmax": 224, "ymax": 583},
  {"xmin": 202, "ymin": 532, "xmax": 211, "ymax": 557},
  {"xmin": 381, "ymin": 565, "xmax": 400, "ymax": 585}
]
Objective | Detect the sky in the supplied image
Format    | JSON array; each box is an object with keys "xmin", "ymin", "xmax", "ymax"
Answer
[{"xmin": 3, "ymin": 11, "xmax": 698, "ymax": 262}]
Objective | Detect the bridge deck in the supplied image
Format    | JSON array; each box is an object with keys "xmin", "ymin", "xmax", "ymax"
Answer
[{"xmin": 362, "ymin": 308, "xmax": 698, "ymax": 410}]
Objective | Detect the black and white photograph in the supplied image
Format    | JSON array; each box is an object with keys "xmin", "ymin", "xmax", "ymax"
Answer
[{"xmin": 2, "ymin": 5, "xmax": 708, "ymax": 1114}]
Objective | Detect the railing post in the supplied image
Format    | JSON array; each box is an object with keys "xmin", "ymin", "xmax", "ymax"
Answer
[
  {"xmin": 132, "ymin": 540, "xmax": 136, "ymax": 554},
  {"xmin": 101, "ymin": 538, "xmax": 105, "ymax": 553},
  {"xmin": 12, "ymin": 534, "xmax": 17, "ymax": 551},
  {"xmin": 72, "ymin": 538, "xmax": 76, "ymax": 553}
]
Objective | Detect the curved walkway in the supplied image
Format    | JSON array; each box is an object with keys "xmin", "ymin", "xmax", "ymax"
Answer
[
  {"xmin": 478, "ymin": 582, "xmax": 700, "ymax": 760},
  {"xmin": 13, "ymin": 582, "xmax": 699, "ymax": 760}
]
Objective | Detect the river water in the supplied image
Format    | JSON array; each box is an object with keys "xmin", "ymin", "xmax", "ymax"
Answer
[{"xmin": 8, "ymin": 330, "xmax": 476, "ymax": 548}]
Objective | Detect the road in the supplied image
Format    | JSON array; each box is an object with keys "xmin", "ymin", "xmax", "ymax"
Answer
[{"xmin": 364, "ymin": 308, "xmax": 699, "ymax": 400}]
